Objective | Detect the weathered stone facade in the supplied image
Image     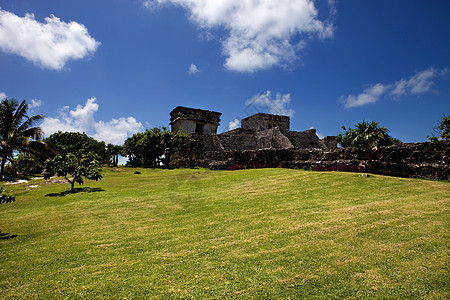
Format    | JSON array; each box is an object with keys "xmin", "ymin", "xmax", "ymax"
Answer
[
  {"xmin": 170, "ymin": 106, "xmax": 222, "ymax": 134},
  {"xmin": 169, "ymin": 106, "xmax": 449, "ymax": 180},
  {"xmin": 171, "ymin": 142, "xmax": 450, "ymax": 181},
  {"xmin": 241, "ymin": 113, "xmax": 290, "ymax": 131},
  {"xmin": 170, "ymin": 106, "xmax": 337, "ymax": 155}
]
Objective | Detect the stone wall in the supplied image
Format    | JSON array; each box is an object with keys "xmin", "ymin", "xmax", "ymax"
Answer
[
  {"xmin": 171, "ymin": 142, "xmax": 450, "ymax": 180},
  {"xmin": 241, "ymin": 113, "xmax": 290, "ymax": 131}
]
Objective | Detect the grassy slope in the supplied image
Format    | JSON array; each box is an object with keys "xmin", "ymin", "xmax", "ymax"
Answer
[{"xmin": 0, "ymin": 168, "xmax": 448, "ymax": 299}]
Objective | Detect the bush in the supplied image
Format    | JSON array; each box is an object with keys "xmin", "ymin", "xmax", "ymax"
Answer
[
  {"xmin": 0, "ymin": 187, "xmax": 15, "ymax": 204},
  {"xmin": 14, "ymin": 154, "xmax": 44, "ymax": 176}
]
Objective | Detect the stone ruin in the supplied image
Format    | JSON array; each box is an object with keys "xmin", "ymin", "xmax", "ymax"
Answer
[
  {"xmin": 169, "ymin": 106, "xmax": 450, "ymax": 180},
  {"xmin": 170, "ymin": 106, "xmax": 222, "ymax": 135},
  {"xmin": 170, "ymin": 106, "xmax": 337, "ymax": 156}
]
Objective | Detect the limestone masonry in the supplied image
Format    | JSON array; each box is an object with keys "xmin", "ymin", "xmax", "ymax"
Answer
[
  {"xmin": 169, "ymin": 106, "xmax": 449, "ymax": 181},
  {"xmin": 170, "ymin": 106, "xmax": 337, "ymax": 155}
]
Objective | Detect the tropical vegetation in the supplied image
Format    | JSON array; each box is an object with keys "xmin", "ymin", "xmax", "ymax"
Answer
[
  {"xmin": 428, "ymin": 114, "xmax": 450, "ymax": 142},
  {"xmin": 13, "ymin": 153, "xmax": 44, "ymax": 176},
  {"xmin": 122, "ymin": 127, "xmax": 193, "ymax": 167},
  {"xmin": 44, "ymin": 131, "xmax": 109, "ymax": 163},
  {"xmin": 0, "ymin": 99, "xmax": 46, "ymax": 180},
  {"xmin": 336, "ymin": 120, "xmax": 401, "ymax": 160},
  {"xmin": 107, "ymin": 143, "xmax": 122, "ymax": 167},
  {"xmin": 43, "ymin": 153, "xmax": 103, "ymax": 192}
]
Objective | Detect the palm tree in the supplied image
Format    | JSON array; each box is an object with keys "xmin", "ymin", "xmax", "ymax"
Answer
[
  {"xmin": 0, "ymin": 99, "xmax": 44, "ymax": 180},
  {"xmin": 107, "ymin": 144, "xmax": 122, "ymax": 167},
  {"xmin": 336, "ymin": 120, "xmax": 399, "ymax": 161}
]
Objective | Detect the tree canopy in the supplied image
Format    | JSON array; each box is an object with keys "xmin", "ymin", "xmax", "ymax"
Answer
[
  {"xmin": 428, "ymin": 115, "xmax": 450, "ymax": 142},
  {"xmin": 44, "ymin": 131, "xmax": 108, "ymax": 163},
  {"xmin": 122, "ymin": 127, "xmax": 193, "ymax": 167},
  {"xmin": 336, "ymin": 120, "xmax": 401, "ymax": 161}
]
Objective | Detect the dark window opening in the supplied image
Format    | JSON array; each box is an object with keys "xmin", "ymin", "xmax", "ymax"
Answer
[{"xmin": 195, "ymin": 123, "xmax": 204, "ymax": 133}]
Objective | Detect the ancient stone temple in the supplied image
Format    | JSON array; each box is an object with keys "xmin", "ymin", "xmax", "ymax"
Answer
[
  {"xmin": 170, "ymin": 106, "xmax": 222, "ymax": 134},
  {"xmin": 170, "ymin": 106, "xmax": 337, "ymax": 155}
]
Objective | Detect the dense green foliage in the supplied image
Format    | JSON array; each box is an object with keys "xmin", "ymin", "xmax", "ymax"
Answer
[
  {"xmin": 44, "ymin": 131, "xmax": 108, "ymax": 163},
  {"xmin": 0, "ymin": 99, "xmax": 45, "ymax": 179},
  {"xmin": 428, "ymin": 115, "xmax": 450, "ymax": 142},
  {"xmin": 13, "ymin": 153, "xmax": 44, "ymax": 176},
  {"xmin": 336, "ymin": 120, "xmax": 400, "ymax": 160},
  {"xmin": 43, "ymin": 153, "xmax": 103, "ymax": 192},
  {"xmin": 122, "ymin": 127, "xmax": 193, "ymax": 167},
  {"xmin": 0, "ymin": 168, "xmax": 448, "ymax": 298}
]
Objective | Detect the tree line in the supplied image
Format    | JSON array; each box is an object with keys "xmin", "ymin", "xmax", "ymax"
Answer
[
  {"xmin": 0, "ymin": 97, "xmax": 448, "ymax": 193},
  {"xmin": 0, "ymin": 98, "xmax": 193, "ymax": 193}
]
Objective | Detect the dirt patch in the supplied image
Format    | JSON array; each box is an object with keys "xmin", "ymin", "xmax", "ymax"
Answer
[{"xmin": 40, "ymin": 179, "xmax": 67, "ymax": 185}]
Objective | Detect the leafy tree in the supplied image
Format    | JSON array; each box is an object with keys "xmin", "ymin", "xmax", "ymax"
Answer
[
  {"xmin": 428, "ymin": 115, "xmax": 450, "ymax": 142},
  {"xmin": 336, "ymin": 120, "xmax": 401, "ymax": 161},
  {"xmin": 122, "ymin": 127, "xmax": 193, "ymax": 167},
  {"xmin": 44, "ymin": 153, "xmax": 103, "ymax": 192},
  {"xmin": 14, "ymin": 153, "xmax": 44, "ymax": 176},
  {"xmin": 0, "ymin": 187, "xmax": 15, "ymax": 204},
  {"xmin": 107, "ymin": 144, "xmax": 122, "ymax": 167},
  {"xmin": 121, "ymin": 131, "xmax": 145, "ymax": 167},
  {"xmin": 161, "ymin": 129, "xmax": 195, "ymax": 166},
  {"xmin": 44, "ymin": 131, "xmax": 108, "ymax": 163},
  {"xmin": 0, "ymin": 99, "xmax": 46, "ymax": 180}
]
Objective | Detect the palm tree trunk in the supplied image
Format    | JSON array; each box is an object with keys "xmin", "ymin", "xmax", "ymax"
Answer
[{"xmin": 0, "ymin": 152, "xmax": 8, "ymax": 180}]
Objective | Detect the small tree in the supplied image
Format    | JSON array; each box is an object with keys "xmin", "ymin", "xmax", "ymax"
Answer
[
  {"xmin": 428, "ymin": 115, "xmax": 450, "ymax": 142},
  {"xmin": 44, "ymin": 153, "xmax": 103, "ymax": 192},
  {"xmin": 336, "ymin": 120, "xmax": 400, "ymax": 161}
]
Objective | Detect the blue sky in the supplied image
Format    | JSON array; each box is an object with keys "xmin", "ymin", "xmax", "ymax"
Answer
[{"xmin": 0, "ymin": 0, "xmax": 449, "ymax": 145}]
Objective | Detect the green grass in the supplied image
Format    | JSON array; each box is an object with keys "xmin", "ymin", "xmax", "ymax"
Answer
[{"xmin": 0, "ymin": 168, "xmax": 448, "ymax": 299}]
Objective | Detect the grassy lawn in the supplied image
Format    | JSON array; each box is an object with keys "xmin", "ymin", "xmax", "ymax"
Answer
[{"xmin": 0, "ymin": 167, "xmax": 448, "ymax": 299}]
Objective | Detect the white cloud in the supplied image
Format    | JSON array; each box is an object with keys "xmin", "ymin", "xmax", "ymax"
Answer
[
  {"xmin": 41, "ymin": 97, "xmax": 143, "ymax": 145},
  {"xmin": 0, "ymin": 9, "xmax": 100, "ymax": 70},
  {"xmin": 28, "ymin": 99, "xmax": 42, "ymax": 109},
  {"xmin": 342, "ymin": 67, "xmax": 447, "ymax": 108},
  {"xmin": 246, "ymin": 90, "xmax": 295, "ymax": 117},
  {"xmin": 148, "ymin": 0, "xmax": 335, "ymax": 73},
  {"xmin": 228, "ymin": 118, "xmax": 240, "ymax": 130},
  {"xmin": 93, "ymin": 118, "xmax": 144, "ymax": 145},
  {"xmin": 0, "ymin": 92, "xmax": 6, "ymax": 100},
  {"xmin": 188, "ymin": 63, "xmax": 200, "ymax": 74},
  {"xmin": 143, "ymin": 0, "xmax": 161, "ymax": 10},
  {"xmin": 390, "ymin": 67, "xmax": 442, "ymax": 97},
  {"xmin": 342, "ymin": 83, "xmax": 390, "ymax": 108}
]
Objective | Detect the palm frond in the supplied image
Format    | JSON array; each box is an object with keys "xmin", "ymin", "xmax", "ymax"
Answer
[
  {"xmin": 12, "ymin": 100, "xmax": 29, "ymax": 129},
  {"xmin": 17, "ymin": 115, "xmax": 44, "ymax": 137}
]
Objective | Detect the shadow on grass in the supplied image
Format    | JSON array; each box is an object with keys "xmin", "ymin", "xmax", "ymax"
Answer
[
  {"xmin": 0, "ymin": 232, "xmax": 17, "ymax": 240},
  {"xmin": 45, "ymin": 187, "xmax": 105, "ymax": 197}
]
